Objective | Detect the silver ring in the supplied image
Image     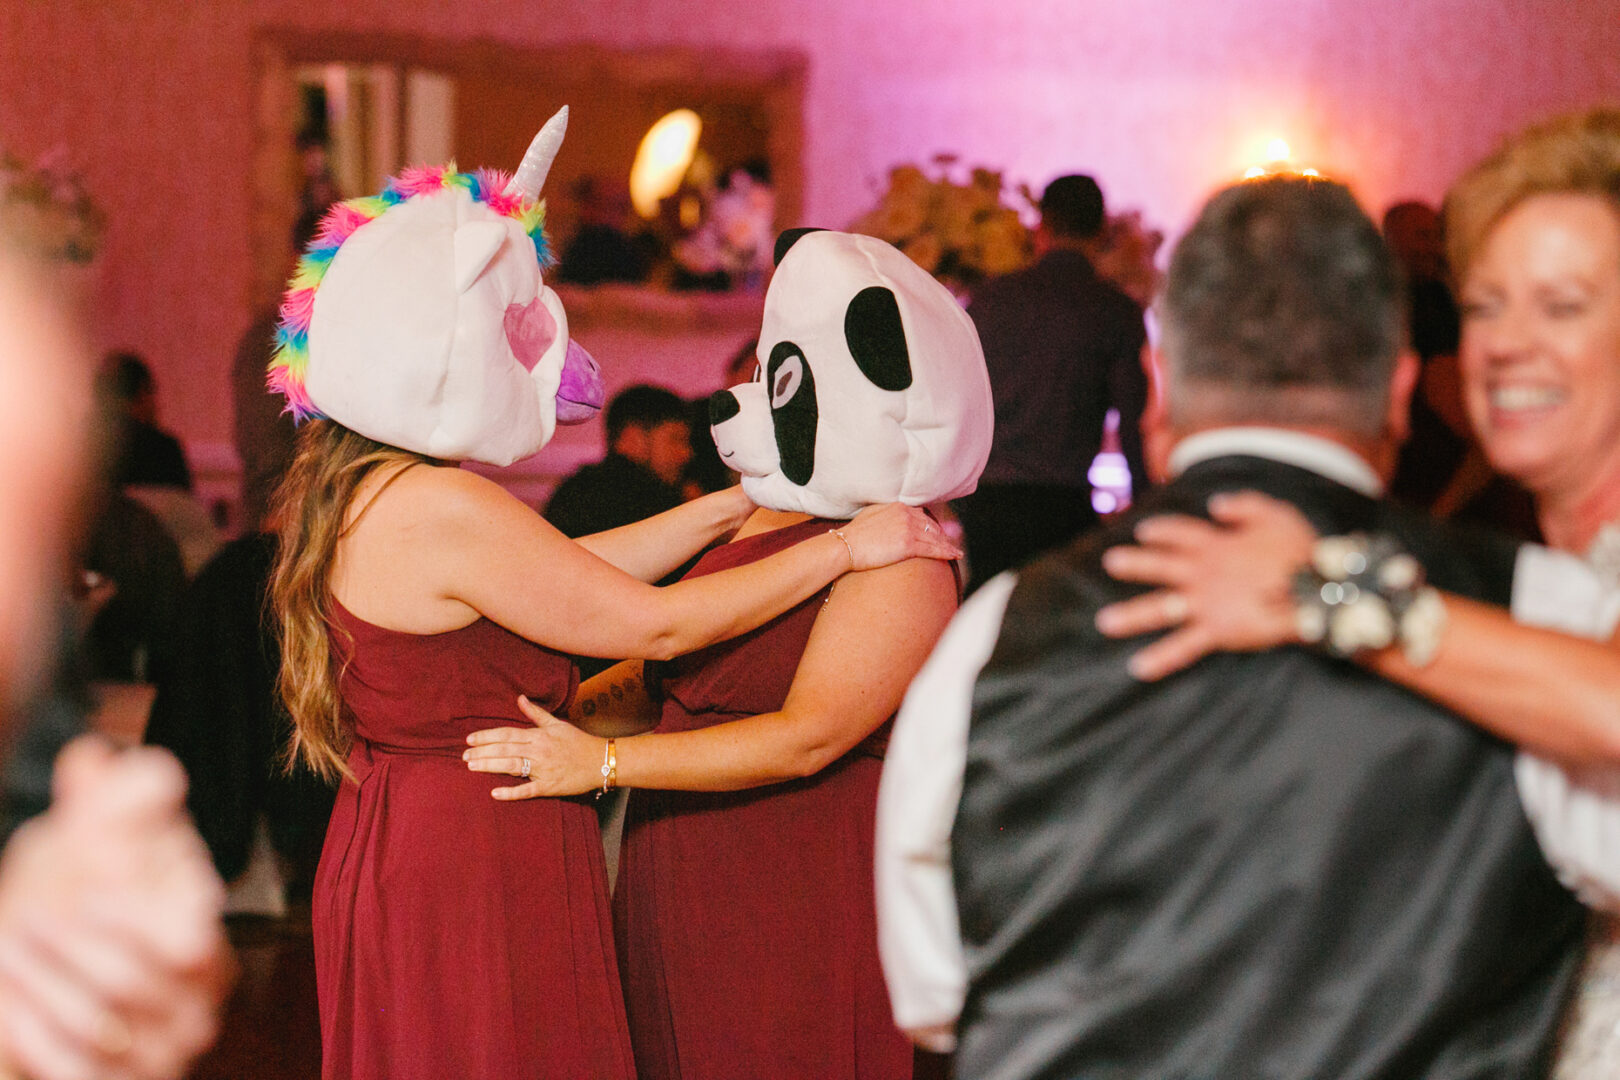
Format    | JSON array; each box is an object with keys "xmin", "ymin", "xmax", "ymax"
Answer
[{"xmin": 520, "ymin": 757, "xmax": 531, "ymax": 779}]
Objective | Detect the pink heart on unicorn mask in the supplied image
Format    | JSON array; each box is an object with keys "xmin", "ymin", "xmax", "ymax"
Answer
[{"xmin": 504, "ymin": 298, "xmax": 557, "ymax": 373}]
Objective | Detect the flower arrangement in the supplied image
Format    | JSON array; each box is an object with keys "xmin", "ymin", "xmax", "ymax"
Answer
[
  {"xmin": 673, "ymin": 168, "xmax": 776, "ymax": 288},
  {"xmin": 853, "ymin": 156, "xmax": 1168, "ymax": 304},
  {"xmin": 0, "ymin": 145, "xmax": 105, "ymax": 264},
  {"xmin": 850, "ymin": 158, "xmax": 1033, "ymax": 289}
]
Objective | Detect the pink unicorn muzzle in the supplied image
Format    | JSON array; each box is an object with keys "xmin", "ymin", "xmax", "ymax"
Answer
[{"xmin": 555, "ymin": 339, "xmax": 604, "ymax": 424}]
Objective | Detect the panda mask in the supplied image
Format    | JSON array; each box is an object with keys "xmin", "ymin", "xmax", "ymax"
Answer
[{"xmin": 709, "ymin": 229, "xmax": 994, "ymax": 520}]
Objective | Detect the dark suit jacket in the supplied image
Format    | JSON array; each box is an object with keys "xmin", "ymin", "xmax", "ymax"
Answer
[
  {"xmin": 543, "ymin": 453, "xmax": 684, "ymax": 540},
  {"xmin": 953, "ymin": 455, "xmax": 1583, "ymax": 1080},
  {"xmin": 966, "ymin": 249, "xmax": 1148, "ymax": 495},
  {"xmin": 144, "ymin": 535, "xmax": 334, "ymax": 892}
]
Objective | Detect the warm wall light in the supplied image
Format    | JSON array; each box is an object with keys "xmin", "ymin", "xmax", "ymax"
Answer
[
  {"xmin": 1243, "ymin": 136, "xmax": 1326, "ymax": 181},
  {"xmin": 630, "ymin": 109, "xmax": 702, "ymax": 219}
]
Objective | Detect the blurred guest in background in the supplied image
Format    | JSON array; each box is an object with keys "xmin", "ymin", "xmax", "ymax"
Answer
[
  {"xmin": 547, "ymin": 384, "xmax": 698, "ymax": 677},
  {"xmin": 97, "ymin": 349, "xmax": 220, "ymax": 579},
  {"xmin": 236, "ymin": 184, "xmax": 335, "ymax": 536},
  {"xmin": 98, "ymin": 351, "xmax": 191, "ymax": 492},
  {"xmin": 952, "ymin": 174, "xmax": 1150, "ymax": 592},
  {"xmin": 545, "ymin": 383, "xmax": 693, "ymax": 539},
  {"xmin": 556, "ymin": 175, "xmax": 653, "ymax": 286},
  {"xmin": 79, "ymin": 490, "xmax": 184, "ymax": 682},
  {"xmin": 680, "ymin": 338, "xmax": 759, "ymax": 500},
  {"xmin": 145, "ymin": 531, "xmax": 335, "ymax": 911}
]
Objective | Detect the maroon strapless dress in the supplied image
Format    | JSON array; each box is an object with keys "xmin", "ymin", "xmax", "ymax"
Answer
[
  {"xmin": 613, "ymin": 518, "xmax": 916, "ymax": 1079},
  {"xmin": 314, "ymin": 601, "xmax": 633, "ymax": 1080}
]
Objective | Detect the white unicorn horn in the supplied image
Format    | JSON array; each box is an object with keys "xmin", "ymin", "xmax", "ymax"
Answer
[{"xmin": 504, "ymin": 106, "xmax": 569, "ymax": 200}]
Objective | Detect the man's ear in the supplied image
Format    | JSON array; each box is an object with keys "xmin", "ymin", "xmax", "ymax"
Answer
[
  {"xmin": 1140, "ymin": 344, "xmax": 1174, "ymax": 486},
  {"xmin": 1386, "ymin": 351, "xmax": 1421, "ymax": 448}
]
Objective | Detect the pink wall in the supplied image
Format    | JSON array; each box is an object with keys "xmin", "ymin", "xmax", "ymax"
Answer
[{"xmin": 3, "ymin": 0, "xmax": 1618, "ymax": 458}]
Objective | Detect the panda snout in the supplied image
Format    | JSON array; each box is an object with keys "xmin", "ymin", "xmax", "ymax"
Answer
[{"xmin": 709, "ymin": 389, "xmax": 741, "ymax": 426}]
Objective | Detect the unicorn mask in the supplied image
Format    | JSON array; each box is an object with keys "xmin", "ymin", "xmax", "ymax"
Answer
[
  {"xmin": 269, "ymin": 107, "xmax": 602, "ymax": 466},
  {"xmin": 708, "ymin": 229, "xmax": 993, "ymax": 519}
]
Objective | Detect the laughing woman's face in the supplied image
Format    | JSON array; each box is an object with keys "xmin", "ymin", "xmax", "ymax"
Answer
[{"xmin": 1458, "ymin": 192, "xmax": 1620, "ymax": 505}]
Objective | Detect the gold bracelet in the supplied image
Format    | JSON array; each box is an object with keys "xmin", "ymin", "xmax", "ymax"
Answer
[
  {"xmin": 828, "ymin": 528, "xmax": 855, "ymax": 571},
  {"xmin": 599, "ymin": 737, "xmax": 617, "ymax": 796}
]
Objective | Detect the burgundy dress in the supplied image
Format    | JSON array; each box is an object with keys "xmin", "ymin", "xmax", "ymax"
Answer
[
  {"xmin": 613, "ymin": 518, "xmax": 916, "ymax": 1079},
  {"xmin": 314, "ymin": 601, "xmax": 634, "ymax": 1080}
]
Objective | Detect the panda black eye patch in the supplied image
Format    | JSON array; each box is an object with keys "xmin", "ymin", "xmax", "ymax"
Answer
[
  {"xmin": 843, "ymin": 286, "xmax": 913, "ymax": 392},
  {"xmin": 767, "ymin": 340, "xmax": 818, "ymax": 487}
]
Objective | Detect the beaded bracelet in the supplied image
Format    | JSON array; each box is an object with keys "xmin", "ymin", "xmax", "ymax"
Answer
[{"xmin": 1291, "ymin": 533, "xmax": 1447, "ymax": 666}]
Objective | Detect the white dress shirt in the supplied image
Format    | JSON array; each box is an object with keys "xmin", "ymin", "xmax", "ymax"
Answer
[
  {"xmin": 1512, "ymin": 546, "xmax": 1620, "ymax": 910},
  {"xmin": 874, "ymin": 428, "xmax": 1620, "ymax": 1050}
]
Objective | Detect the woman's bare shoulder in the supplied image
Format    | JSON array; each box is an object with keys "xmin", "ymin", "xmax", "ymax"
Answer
[{"xmin": 372, "ymin": 463, "xmax": 530, "ymax": 530}]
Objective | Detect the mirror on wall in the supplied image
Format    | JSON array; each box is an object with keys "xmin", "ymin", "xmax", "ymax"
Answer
[{"xmin": 252, "ymin": 32, "xmax": 806, "ymax": 308}]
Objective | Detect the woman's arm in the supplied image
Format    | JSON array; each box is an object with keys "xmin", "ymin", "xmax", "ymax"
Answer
[
  {"xmin": 571, "ymin": 487, "xmax": 753, "ymax": 583},
  {"xmin": 464, "ymin": 556, "xmax": 960, "ymax": 797},
  {"xmin": 362, "ymin": 467, "xmax": 960, "ymax": 662},
  {"xmin": 1358, "ymin": 595, "xmax": 1620, "ymax": 763},
  {"xmin": 565, "ymin": 660, "xmax": 659, "ymax": 739},
  {"xmin": 1093, "ymin": 491, "xmax": 1620, "ymax": 765}
]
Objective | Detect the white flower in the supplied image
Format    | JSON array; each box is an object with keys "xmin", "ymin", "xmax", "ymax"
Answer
[
  {"xmin": 1312, "ymin": 535, "xmax": 1364, "ymax": 579},
  {"xmin": 1377, "ymin": 553, "xmax": 1421, "ymax": 591},
  {"xmin": 1329, "ymin": 594, "xmax": 1394, "ymax": 654}
]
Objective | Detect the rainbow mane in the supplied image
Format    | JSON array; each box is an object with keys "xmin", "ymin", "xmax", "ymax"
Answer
[{"xmin": 267, "ymin": 165, "xmax": 552, "ymax": 423}]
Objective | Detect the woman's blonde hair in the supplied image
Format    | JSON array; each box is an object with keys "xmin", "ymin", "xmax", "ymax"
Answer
[
  {"xmin": 269, "ymin": 420, "xmax": 425, "ymax": 782},
  {"xmin": 1444, "ymin": 107, "xmax": 1620, "ymax": 284}
]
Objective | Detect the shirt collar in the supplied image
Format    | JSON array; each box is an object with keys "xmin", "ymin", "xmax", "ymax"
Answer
[{"xmin": 1167, "ymin": 427, "xmax": 1384, "ymax": 497}]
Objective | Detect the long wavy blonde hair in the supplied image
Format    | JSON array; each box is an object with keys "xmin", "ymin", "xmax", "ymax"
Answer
[{"xmin": 270, "ymin": 420, "xmax": 426, "ymax": 782}]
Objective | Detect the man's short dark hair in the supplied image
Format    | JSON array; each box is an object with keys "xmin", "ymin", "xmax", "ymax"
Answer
[
  {"xmin": 1039, "ymin": 175, "xmax": 1106, "ymax": 240},
  {"xmin": 99, "ymin": 350, "xmax": 155, "ymax": 403},
  {"xmin": 606, "ymin": 384, "xmax": 690, "ymax": 445},
  {"xmin": 1160, "ymin": 177, "xmax": 1405, "ymax": 435}
]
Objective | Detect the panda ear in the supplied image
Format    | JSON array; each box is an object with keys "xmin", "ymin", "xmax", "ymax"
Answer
[
  {"xmin": 844, "ymin": 286, "xmax": 913, "ymax": 391},
  {"xmin": 773, "ymin": 228, "xmax": 826, "ymax": 267}
]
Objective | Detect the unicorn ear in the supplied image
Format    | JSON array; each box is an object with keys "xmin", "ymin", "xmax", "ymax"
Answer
[
  {"xmin": 454, "ymin": 219, "xmax": 510, "ymax": 293},
  {"xmin": 503, "ymin": 106, "xmax": 569, "ymax": 200}
]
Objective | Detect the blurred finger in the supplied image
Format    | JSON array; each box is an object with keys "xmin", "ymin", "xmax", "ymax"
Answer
[
  {"xmin": 117, "ymin": 989, "xmax": 221, "ymax": 1080},
  {"xmin": 1207, "ymin": 489, "xmax": 1289, "ymax": 523},
  {"xmin": 18, "ymin": 915, "xmax": 163, "ymax": 1010},
  {"xmin": 0, "ymin": 994, "xmax": 101, "ymax": 1080},
  {"xmin": 1100, "ymin": 546, "xmax": 1193, "ymax": 587},
  {"xmin": 1131, "ymin": 514, "xmax": 1219, "ymax": 551},
  {"xmin": 77, "ymin": 889, "xmax": 226, "ymax": 975},
  {"xmin": 491, "ymin": 781, "xmax": 543, "ymax": 802},
  {"xmin": 1126, "ymin": 626, "xmax": 1216, "ymax": 681},
  {"xmin": 1095, "ymin": 591, "xmax": 1189, "ymax": 638},
  {"xmin": 0, "ymin": 931, "xmax": 119, "ymax": 1064}
]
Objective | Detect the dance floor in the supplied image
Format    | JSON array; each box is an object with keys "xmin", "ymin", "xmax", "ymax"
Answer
[{"xmin": 188, "ymin": 910, "xmax": 321, "ymax": 1080}]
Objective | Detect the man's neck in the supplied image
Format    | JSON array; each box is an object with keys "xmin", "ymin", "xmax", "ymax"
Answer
[{"xmin": 1034, "ymin": 234, "xmax": 1099, "ymax": 261}]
